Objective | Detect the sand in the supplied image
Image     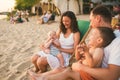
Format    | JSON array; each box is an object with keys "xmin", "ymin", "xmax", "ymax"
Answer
[{"xmin": 0, "ymin": 15, "xmax": 89, "ymax": 80}]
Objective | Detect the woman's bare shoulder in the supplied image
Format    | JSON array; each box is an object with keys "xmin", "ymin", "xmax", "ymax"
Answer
[
  {"xmin": 74, "ymin": 31, "xmax": 80, "ymax": 35},
  {"xmin": 73, "ymin": 32, "xmax": 80, "ymax": 39}
]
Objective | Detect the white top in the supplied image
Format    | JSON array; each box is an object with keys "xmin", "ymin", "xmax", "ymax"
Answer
[
  {"xmin": 59, "ymin": 33, "xmax": 74, "ymax": 49},
  {"xmin": 102, "ymin": 32, "xmax": 120, "ymax": 80},
  {"xmin": 59, "ymin": 33, "xmax": 74, "ymax": 66}
]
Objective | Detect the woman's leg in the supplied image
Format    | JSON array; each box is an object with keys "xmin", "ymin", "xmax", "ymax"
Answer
[
  {"xmin": 37, "ymin": 57, "xmax": 48, "ymax": 73},
  {"xmin": 31, "ymin": 54, "xmax": 40, "ymax": 72}
]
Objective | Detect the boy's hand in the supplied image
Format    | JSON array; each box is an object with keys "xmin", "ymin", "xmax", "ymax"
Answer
[{"xmin": 79, "ymin": 43, "xmax": 89, "ymax": 54}]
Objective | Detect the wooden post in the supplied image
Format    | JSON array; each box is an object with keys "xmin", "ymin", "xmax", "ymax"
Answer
[{"xmin": 67, "ymin": 0, "xmax": 70, "ymax": 11}]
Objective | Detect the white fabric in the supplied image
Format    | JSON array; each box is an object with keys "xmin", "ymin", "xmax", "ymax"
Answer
[
  {"xmin": 102, "ymin": 37, "xmax": 120, "ymax": 67},
  {"xmin": 114, "ymin": 30, "xmax": 120, "ymax": 37},
  {"xmin": 102, "ymin": 37, "xmax": 120, "ymax": 80},
  {"xmin": 59, "ymin": 33, "xmax": 74, "ymax": 66},
  {"xmin": 37, "ymin": 51, "xmax": 60, "ymax": 69},
  {"xmin": 47, "ymin": 54, "xmax": 60, "ymax": 69},
  {"xmin": 59, "ymin": 33, "xmax": 74, "ymax": 49},
  {"xmin": 37, "ymin": 51, "xmax": 48, "ymax": 57}
]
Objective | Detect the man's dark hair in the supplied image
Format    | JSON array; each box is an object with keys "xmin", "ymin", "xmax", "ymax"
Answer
[
  {"xmin": 96, "ymin": 27, "xmax": 115, "ymax": 47},
  {"xmin": 92, "ymin": 5, "xmax": 112, "ymax": 24}
]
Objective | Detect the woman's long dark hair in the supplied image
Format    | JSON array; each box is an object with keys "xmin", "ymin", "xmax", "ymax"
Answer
[{"xmin": 59, "ymin": 11, "xmax": 79, "ymax": 34}]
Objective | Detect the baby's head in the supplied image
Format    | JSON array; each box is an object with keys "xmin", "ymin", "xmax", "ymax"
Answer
[
  {"xmin": 48, "ymin": 31, "xmax": 56, "ymax": 38},
  {"xmin": 88, "ymin": 27, "xmax": 115, "ymax": 48}
]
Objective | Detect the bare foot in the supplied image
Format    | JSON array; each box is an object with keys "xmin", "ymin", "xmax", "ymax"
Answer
[{"xmin": 27, "ymin": 70, "xmax": 42, "ymax": 80}]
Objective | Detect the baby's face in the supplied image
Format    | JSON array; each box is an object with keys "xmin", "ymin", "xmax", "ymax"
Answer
[{"xmin": 50, "ymin": 31, "xmax": 56, "ymax": 39}]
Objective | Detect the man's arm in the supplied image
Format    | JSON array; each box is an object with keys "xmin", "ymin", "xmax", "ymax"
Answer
[{"xmin": 72, "ymin": 62, "xmax": 120, "ymax": 80}]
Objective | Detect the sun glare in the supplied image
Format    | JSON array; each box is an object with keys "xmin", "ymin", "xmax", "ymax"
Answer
[{"xmin": 0, "ymin": 0, "xmax": 15, "ymax": 12}]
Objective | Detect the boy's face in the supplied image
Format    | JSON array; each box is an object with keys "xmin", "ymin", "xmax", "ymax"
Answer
[{"xmin": 87, "ymin": 28, "xmax": 102, "ymax": 48}]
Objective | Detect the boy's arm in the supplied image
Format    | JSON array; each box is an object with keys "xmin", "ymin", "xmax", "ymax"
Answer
[
  {"xmin": 75, "ymin": 44, "xmax": 81, "ymax": 60},
  {"xmin": 75, "ymin": 43, "xmax": 86, "ymax": 61},
  {"xmin": 84, "ymin": 47, "xmax": 103, "ymax": 68}
]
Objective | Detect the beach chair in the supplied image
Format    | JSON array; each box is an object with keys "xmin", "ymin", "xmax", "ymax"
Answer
[
  {"xmin": 77, "ymin": 20, "xmax": 90, "ymax": 41},
  {"xmin": 69, "ymin": 20, "xmax": 90, "ymax": 65}
]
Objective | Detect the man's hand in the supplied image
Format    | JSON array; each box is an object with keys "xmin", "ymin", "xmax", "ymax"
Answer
[{"xmin": 72, "ymin": 61, "xmax": 86, "ymax": 72}]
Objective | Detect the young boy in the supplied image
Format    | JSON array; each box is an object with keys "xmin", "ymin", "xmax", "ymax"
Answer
[{"xmin": 73, "ymin": 27, "xmax": 115, "ymax": 80}]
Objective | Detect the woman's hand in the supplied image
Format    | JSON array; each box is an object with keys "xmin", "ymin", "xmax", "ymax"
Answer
[{"xmin": 52, "ymin": 42, "xmax": 61, "ymax": 49}]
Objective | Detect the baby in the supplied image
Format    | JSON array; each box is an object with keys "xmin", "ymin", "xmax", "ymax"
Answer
[{"xmin": 43, "ymin": 31, "xmax": 64, "ymax": 68}]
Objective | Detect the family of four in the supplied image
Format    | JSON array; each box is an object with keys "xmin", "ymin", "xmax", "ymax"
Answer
[{"xmin": 28, "ymin": 5, "xmax": 120, "ymax": 80}]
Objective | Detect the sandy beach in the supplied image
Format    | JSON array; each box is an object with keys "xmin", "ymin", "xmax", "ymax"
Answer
[{"xmin": 0, "ymin": 15, "xmax": 89, "ymax": 80}]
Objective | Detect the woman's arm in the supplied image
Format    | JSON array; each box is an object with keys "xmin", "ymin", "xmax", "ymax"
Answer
[
  {"xmin": 40, "ymin": 37, "xmax": 52, "ymax": 50},
  {"xmin": 85, "ymin": 48, "xmax": 103, "ymax": 68}
]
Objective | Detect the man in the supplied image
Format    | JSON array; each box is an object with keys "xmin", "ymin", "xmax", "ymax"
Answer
[{"xmin": 72, "ymin": 5, "xmax": 120, "ymax": 80}]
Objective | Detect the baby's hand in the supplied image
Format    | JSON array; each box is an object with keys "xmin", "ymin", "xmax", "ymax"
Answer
[{"xmin": 44, "ymin": 49, "xmax": 50, "ymax": 54}]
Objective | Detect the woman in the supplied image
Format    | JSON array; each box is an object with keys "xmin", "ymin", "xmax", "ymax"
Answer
[{"xmin": 30, "ymin": 11, "xmax": 80, "ymax": 73}]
